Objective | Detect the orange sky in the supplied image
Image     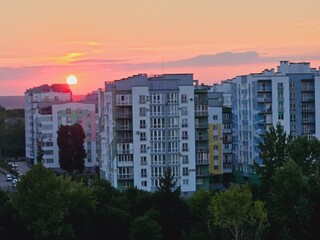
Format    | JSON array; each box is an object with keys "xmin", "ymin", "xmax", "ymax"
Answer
[{"xmin": 1, "ymin": 0, "xmax": 320, "ymax": 96}]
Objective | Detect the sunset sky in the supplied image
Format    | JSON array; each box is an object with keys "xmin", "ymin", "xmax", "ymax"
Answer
[{"xmin": 1, "ymin": 0, "xmax": 320, "ymax": 96}]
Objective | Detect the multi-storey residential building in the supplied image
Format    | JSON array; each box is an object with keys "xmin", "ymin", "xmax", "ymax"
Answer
[
  {"xmin": 194, "ymin": 83, "xmax": 210, "ymax": 190},
  {"xmin": 25, "ymin": 84, "xmax": 72, "ymax": 165},
  {"xmin": 25, "ymin": 84, "xmax": 98, "ymax": 171},
  {"xmin": 99, "ymin": 74, "xmax": 208, "ymax": 196},
  {"xmin": 51, "ymin": 102, "xmax": 97, "ymax": 170},
  {"xmin": 230, "ymin": 61, "xmax": 320, "ymax": 182},
  {"xmin": 207, "ymin": 82, "xmax": 233, "ymax": 188}
]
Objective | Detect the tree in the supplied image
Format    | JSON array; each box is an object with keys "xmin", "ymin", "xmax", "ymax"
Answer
[
  {"xmin": 289, "ymin": 136, "xmax": 320, "ymax": 176},
  {"xmin": 268, "ymin": 158, "xmax": 311, "ymax": 240},
  {"xmin": 257, "ymin": 123, "xmax": 290, "ymax": 197},
  {"xmin": 89, "ymin": 179, "xmax": 131, "ymax": 240},
  {"xmin": 57, "ymin": 123, "xmax": 86, "ymax": 173},
  {"xmin": 187, "ymin": 189, "xmax": 214, "ymax": 239},
  {"xmin": 13, "ymin": 163, "xmax": 74, "ymax": 239},
  {"xmin": 129, "ymin": 211, "xmax": 163, "ymax": 240},
  {"xmin": 208, "ymin": 184, "xmax": 268, "ymax": 240},
  {"xmin": 153, "ymin": 167, "xmax": 191, "ymax": 240},
  {"xmin": 13, "ymin": 163, "xmax": 97, "ymax": 240}
]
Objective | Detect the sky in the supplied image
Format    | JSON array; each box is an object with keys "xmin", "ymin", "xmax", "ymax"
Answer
[{"xmin": 1, "ymin": 0, "xmax": 320, "ymax": 96}]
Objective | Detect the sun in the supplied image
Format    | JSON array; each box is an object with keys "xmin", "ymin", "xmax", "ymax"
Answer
[{"xmin": 66, "ymin": 75, "xmax": 78, "ymax": 85}]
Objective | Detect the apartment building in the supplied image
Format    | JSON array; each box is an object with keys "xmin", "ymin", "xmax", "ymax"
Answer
[
  {"xmin": 207, "ymin": 82, "xmax": 233, "ymax": 188},
  {"xmin": 98, "ymin": 74, "xmax": 209, "ymax": 195},
  {"xmin": 230, "ymin": 61, "xmax": 320, "ymax": 181},
  {"xmin": 25, "ymin": 84, "xmax": 98, "ymax": 171}
]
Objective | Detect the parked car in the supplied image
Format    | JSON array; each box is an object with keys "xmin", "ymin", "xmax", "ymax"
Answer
[
  {"xmin": 6, "ymin": 174, "xmax": 13, "ymax": 181},
  {"xmin": 12, "ymin": 178, "xmax": 18, "ymax": 186}
]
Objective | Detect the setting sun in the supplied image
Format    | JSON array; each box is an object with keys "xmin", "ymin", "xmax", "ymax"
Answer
[{"xmin": 66, "ymin": 75, "xmax": 78, "ymax": 85}]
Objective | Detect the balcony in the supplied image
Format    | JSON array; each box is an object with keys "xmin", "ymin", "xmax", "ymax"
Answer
[
  {"xmin": 116, "ymin": 125, "xmax": 132, "ymax": 131},
  {"xmin": 117, "ymin": 149, "xmax": 133, "ymax": 154},
  {"xmin": 195, "ymin": 123, "xmax": 208, "ymax": 129},
  {"xmin": 301, "ymin": 87, "xmax": 315, "ymax": 92},
  {"xmin": 257, "ymin": 87, "xmax": 272, "ymax": 92},
  {"xmin": 116, "ymin": 112, "xmax": 132, "ymax": 119},
  {"xmin": 118, "ymin": 174, "xmax": 134, "ymax": 180},
  {"xmin": 116, "ymin": 137, "xmax": 133, "ymax": 143},
  {"xmin": 196, "ymin": 159, "xmax": 209, "ymax": 165},
  {"xmin": 195, "ymin": 111, "xmax": 208, "ymax": 117},
  {"xmin": 302, "ymin": 108, "xmax": 315, "ymax": 113},
  {"xmin": 301, "ymin": 98, "xmax": 315, "ymax": 103},
  {"xmin": 259, "ymin": 107, "xmax": 272, "ymax": 114},
  {"xmin": 196, "ymin": 135, "xmax": 208, "ymax": 141},
  {"xmin": 196, "ymin": 147, "xmax": 209, "ymax": 153},
  {"xmin": 257, "ymin": 97, "xmax": 272, "ymax": 103}
]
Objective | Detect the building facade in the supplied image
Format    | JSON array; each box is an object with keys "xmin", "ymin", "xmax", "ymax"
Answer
[
  {"xmin": 25, "ymin": 84, "xmax": 98, "ymax": 171},
  {"xmin": 230, "ymin": 61, "xmax": 320, "ymax": 181},
  {"xmin": 99, "ymin": 74, "xmax": 209, "ymax": 195}
]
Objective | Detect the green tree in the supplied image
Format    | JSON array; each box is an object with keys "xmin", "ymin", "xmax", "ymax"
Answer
[
  {"xmin": 90, "ymin": 179, "xmax": 130, "ymax": 240},
  {"xmin": 289, "ymin": 136, "xmax": 320, "ymax": 176},
  {"xmin": 57, "ymin": 123, "xmax": 86, "ymax": 173},
  {"xmin": 13, "ymin": 163, "xmax": 97, "ymax": 240},
  {"xmin": 208, "ymin": 184, "xmax": 268, "ymax": 240},
  {"xmin": 153, "ymin": 167, "xmax": 191, "ymax": 240},
  {"xmin": 129, "ymin": 211, "xmax": 163, "ymax": 240},
  {"xmin": 0, "ymin": 108, "xmax": 25, "ymax": 158},
  {"xmin": 257, "ymin": 123, "xmax": 289, "ymax": 197},
  {"xmin": 186, "ymin": 189, "xmax": 214, "ymax": 239},
  {"xmin": 0, "ymin": 190, "xmax": 30, "ymax": 240},
  {"xmin": 13, "ymin": 163, "xmax": 74, "ymax": 239},
  {"xmin": 268, "ymin": 158, "xmax": 311, "ymax": 240}
]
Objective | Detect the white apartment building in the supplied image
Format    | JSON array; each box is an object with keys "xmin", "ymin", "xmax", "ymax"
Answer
[
  {"xmin": 99, "ymin": 74, "xmax": 199, "ymax": 195},
  {"xmin": 25, "ymin": 84, "xmax": 98, "ymax": 171},
  {"xmin": 25, "ymin": 84, "xmax": 72, "ymax": 164},
  {"xmin": 230, "ymin": 61, "xmax": 320, "ymax": 180}
]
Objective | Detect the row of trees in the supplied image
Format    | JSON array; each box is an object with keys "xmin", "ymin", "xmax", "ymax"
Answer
[
  {"xmin": 0, "ymin": 107, "xmax": 25, "ymax": 158},
  {"xmin": 2, "ymin": 120, "xmax": 320, "ymax": 239},
  {"xmin": 0, "ymin": 163, "xmax": 267, "ymax": 240}
]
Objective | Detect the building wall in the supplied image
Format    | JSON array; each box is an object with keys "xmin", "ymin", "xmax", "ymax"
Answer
[
  {"xmin": 52, "ymin": 102, "xmax": 97, "ymax": 169},
  {"xmin": 100, "ymin": 74, "xmax": 199, "ymax": 195},
  {"xmin": 24, "ymin": 85, "xmax": 72, "ymax": 163}
]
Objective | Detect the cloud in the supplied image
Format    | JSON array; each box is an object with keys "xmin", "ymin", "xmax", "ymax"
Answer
[
  {"xmin": 164, "ymin": 51, "xmax": 260, "ymax": 67},
  {"xmin": 2, "ymin": 51, "xmax": 320, "ymax": 83},
  {"xmin": 69, "ymin": 59, "xmax": 127, "ymax": 64}
]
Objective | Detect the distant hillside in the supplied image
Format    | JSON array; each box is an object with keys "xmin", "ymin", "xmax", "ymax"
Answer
[
  {"xmin": 0, "ymin": 95, "xmax": 85, "ymax": 110},
  {"xmin": 0, "ymin": 96, "xmax": 25, "ymax": 109}
]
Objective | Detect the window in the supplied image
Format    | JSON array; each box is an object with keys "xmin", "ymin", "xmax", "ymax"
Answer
[
  {"xmin": 141, "ymin": 181, "xmax": 147, "ymax": 187},
  {"xmin": 140, "ymin": 107, "xmax": 146, "ymax": 116},
  {"xmin": 213, "ymin": 115, "xmax": 218, "ymax": 120},
  {"xmin": 181, "ymin": 94, "xmax": 188, "ymax": 103},
  {"xmin": 183, "ymin": 167, "xmax": 189, "ymax": 176},
  {"xmin": 181, "ymin": 107, "xmax": 188, "ymax": 116},
  {"xmin": 182, "ymin": 155, "xmax": 188, "ymax": 164},
  {"xmin": 140, "ymin": 144, "xmax": 147, "ymax": 153},
  {"xmin": 141, "ymin": 169, "xmax": 147, "ymax": 178},
  {"xmin": 140, "ymin": 120, "xmax": 146, "ymax": 129},
  {"xmin": 139, "ymin": 95, "xmax": 146, "ymax": 104},
  {"xmin": 182, "ymin": 131, "xmax": 188, "ymax": 140},
  {"xmin": 183, "ymin": 179, "xmax": 189, "ymax": 185},
  {"xmin": 140, "ymin": 132, "xmax": 146, "ymax": 141},
  {"xmin": 278, "ymin": 113, "xmax": 284, "ymax": 120},
  {"xmin": 141, "ymin": 156, "xmax": 147, "ymax": 165},
  {"xmin": 182, "ymin": 143, "xmax": 189, "ymax": 152},
  {"xmin": 182, "ymin": 119, "xmax": 188, "ymax": 128}
]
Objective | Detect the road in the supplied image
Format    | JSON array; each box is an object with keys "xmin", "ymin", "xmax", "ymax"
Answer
[{"xmin": 0, "ymin": 161, "xmax": 30, "ymax": 192}]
